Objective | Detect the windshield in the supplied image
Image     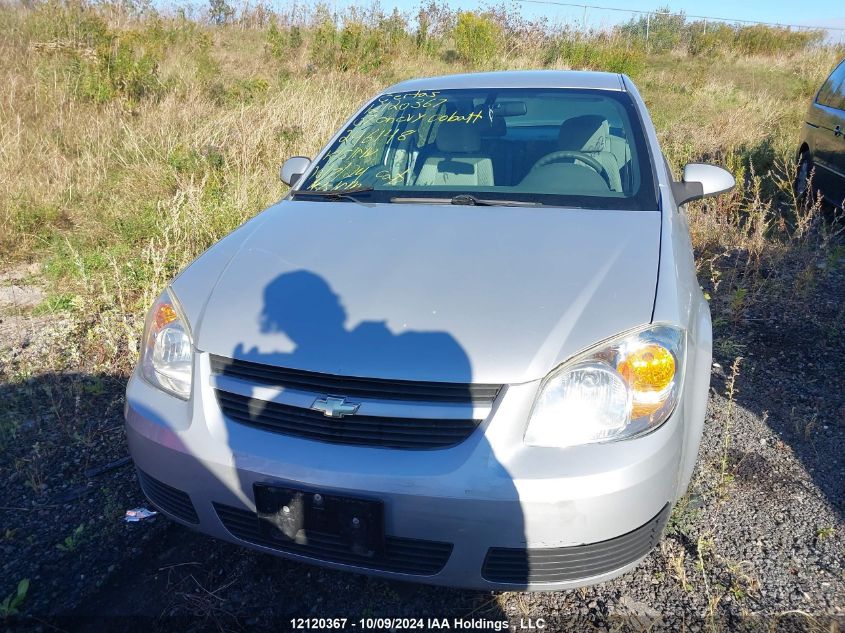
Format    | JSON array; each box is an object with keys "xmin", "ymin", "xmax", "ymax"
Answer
[{"xmin": 297, "ymin": 88, "xmax": 657, "ymax": 210}]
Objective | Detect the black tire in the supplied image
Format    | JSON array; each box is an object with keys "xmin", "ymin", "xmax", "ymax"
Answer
[{"xmin": 794, "ymin": 151, "xmax": 812, "ymax": 201}]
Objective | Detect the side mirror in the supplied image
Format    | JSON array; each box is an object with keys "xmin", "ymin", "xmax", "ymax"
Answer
[
  {"xmin": 672, "ymin": 163, "xmax": 735, "ymax": 206},
  {"xmin": 280, "ymin": 156, "xmax": 311, "ymax": 187}
]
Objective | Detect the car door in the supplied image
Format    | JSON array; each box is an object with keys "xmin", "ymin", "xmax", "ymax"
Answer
[{"xmin": 811, "ymin": 60, "xmax": 845, "ymax": 207}]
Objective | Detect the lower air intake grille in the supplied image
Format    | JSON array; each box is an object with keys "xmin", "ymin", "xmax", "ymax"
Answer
[
  {"xmin": 216, "ymin": 390, "xmax": 480, "ymax": 450},
  {"xmin": 214, "ymin": 503, "xmax": 452, "ymax": 576},
  {"xmin": 137, "ymin": 469, "xmax": 199, "ymax": 524},
  {"xmin": 482, "ymin": 503, "xmax": 670, "ymax": 584}
]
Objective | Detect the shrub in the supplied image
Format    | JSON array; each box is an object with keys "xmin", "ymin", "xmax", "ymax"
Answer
[
  {"xmin": 290, "ymin": 26, "xmax": 303, "ymax": 49},
  {"xmin": 23, "ymin": 0, "xmax": 111, "ymax": 48},
  {"xmin": 688, "ymin": 23, "xmax": 735, "ymax": 57},
  {"xmin": 31, "ymin": 11, "xmax": 219, "ymax": 104},
  {"xmin": 378, "ymin": 8, "xmax": 408, "ymax": 50},
  {"xmin": 309, "ymin": 8, "xmax": 339, "ymax": 66},
  {"xmin": 309, "ymin": 12, "xmax": 394, "ymax": 73},
  {"xmin": 338, "ymin": 23, "xmax": 388, "ymax": 72},
  {"xmin": 266, "ymin": 22, "xmax": 303, "ymax": 61},
  {"xmin": 103, "ymin": 38, "xmax": 162, "ymax": 101},
  {"xmin": 453, "ymin": 11, "xmax": 500, "ymax": 66},
  {"xmin": 543, "ymin": 36, "xmax": 646, "ymax": 77},
  {"xmin": 733, "ymin": 25, "xmax": 823, "ymax": 56},
  {"xmin": 616, "ymin": 9, "xmax": 824, "ymax": 57},
  {"xmin": 71, "ymin": 35, "xmax": 164, "ymax": 104},
  {"xmin": 266, "ymin": 22, "xmax": 286, "ymax": 59}
]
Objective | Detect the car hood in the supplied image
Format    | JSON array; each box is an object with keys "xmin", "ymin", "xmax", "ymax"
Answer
[{"xmin": 192, "ymin": 200, "xmax": 660, "ymax": 385}]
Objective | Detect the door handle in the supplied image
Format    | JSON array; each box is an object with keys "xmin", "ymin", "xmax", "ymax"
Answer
[{"xmin": 836, "ymin": 125, "xmax": 843, "ymax": 137}]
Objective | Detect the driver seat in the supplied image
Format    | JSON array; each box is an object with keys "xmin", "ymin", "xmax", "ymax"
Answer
[{"xmin": 557, "ymin": 115, "xmax": 622, "ymax": 192}]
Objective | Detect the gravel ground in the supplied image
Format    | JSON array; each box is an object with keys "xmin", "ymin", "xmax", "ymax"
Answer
[{"xmin": 1, "ymin": 245, "xmax": 843, "ymax": 633}]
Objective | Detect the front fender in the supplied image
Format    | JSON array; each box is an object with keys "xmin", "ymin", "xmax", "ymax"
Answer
[{"xmin": 676, "ymin": 298, "xmax": 712, "ymax": 499}]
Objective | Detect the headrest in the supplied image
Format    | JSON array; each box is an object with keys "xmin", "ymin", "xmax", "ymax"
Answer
[
  {"xmin": 558, "ymin": 115, "xmax": 609, "ymax": 152},
  {"xmin": 435, "ymin": 124, "xmax": 483, "ymax": 153}
]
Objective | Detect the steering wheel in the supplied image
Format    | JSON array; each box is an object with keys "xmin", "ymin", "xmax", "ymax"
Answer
[{"xmin": 529, "ymin": 150, "xmax": 612, "ymax": 188}]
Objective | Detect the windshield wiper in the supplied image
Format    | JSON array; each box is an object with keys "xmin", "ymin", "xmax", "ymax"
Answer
[
  {"xmin": 290, "ymin": 187, "xmax": 375, "ymax": 204},
  {"xmin": 390, "ymin": 194, "xmax": 542, "ymax": 207},
  {"xmin": 450, "ymin": 194, "xmax": 542, "ymax": 207}
]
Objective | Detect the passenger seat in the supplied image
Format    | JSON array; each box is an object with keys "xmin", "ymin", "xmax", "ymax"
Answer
[{"xmin": 415, "ymin": 126, "xmax": 494, "ymax": 187}]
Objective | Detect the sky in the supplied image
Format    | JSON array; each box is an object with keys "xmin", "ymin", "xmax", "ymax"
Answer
[
  {"xmin": 452, "ymin": 0, "xmax": 843, "ymax": 29},
  {"xmin": 168, "ymin": 0, "xmax": 845, "ymax": 41},
  {"xmin": 315, "ymin": 0, "xmax": 845, "ymax": 39}
]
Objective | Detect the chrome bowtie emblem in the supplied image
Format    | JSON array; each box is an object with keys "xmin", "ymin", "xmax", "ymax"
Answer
[{"xmin": 311, "ymin": 396, "xmax": 360, "ymax": 418}]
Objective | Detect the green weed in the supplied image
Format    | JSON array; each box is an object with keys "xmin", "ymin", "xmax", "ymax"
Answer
[
  {"xmin": 816, "ymin": 526, "xmax": 836, "ymax": 541},
  {"xmin": 0, "ymin": 579, "xmax": 29, "ymax": 619},
  {"xmin": 667, "ymin": 495, "xmax": 703, "ymax": 538},
  {"xmin": 56, "ymin": 524, "xmax": 85, "ymax": 552}
]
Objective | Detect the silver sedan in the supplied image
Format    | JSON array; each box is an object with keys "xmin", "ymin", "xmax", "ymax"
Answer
[{"xmin": 125, "ymin": 70, "xmax": 734, "ymax": 590}]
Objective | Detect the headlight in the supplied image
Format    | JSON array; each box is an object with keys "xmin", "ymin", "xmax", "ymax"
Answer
[
  {"xmin": 524, "ymin": 324, "xmax": 685, "ymax": 448},
  {"xmin": 140, "ymin": 289, "xmax": 193, "ymax": 399}
]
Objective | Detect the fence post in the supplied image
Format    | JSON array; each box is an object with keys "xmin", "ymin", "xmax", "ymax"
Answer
[
  {"xmin": 582, "ymin": 5, "xmax": 587, "ymax": 33},
  {"xmin": 703, "ymin": 18, "xmax": 707, "ymax": 35},
  {"xmin": 645, "ymin": 12, "xmax": 650, "ymax": 42}
]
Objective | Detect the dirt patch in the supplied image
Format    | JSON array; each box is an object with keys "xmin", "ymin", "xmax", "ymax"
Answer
[
  {"xmin": 0, "ymin": 284, "xmax": 45, "ymax": 311},
  {"xmin": 0, "ymin": 314, "xmax": 62, "ymax": 355},
  {"xmin": 0, "ymin": 262, "xmax": 50, "ymax": 353},
  {"xmin": 0, "ymin": 263, "xmax": 42, "ymax": 284}
]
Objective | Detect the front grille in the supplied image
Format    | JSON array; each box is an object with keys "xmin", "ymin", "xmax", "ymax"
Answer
[
  {"xmin": 214, "ymin": 503, "xmax": 452, "ymax": 576},
  {"xmin": 482, "ymin": 503, "xmax": 670, "ymax": 584},
  {"xmin": 210, "ymin": 355, "xmax": 500, "ymax": 405},
  {"xmin": 137, "ymin": 469, "xmax": 199, "ymax": 524},
  {"xmin": 216, "ymin": 390, "xmax": 481, "ymax": 449}
]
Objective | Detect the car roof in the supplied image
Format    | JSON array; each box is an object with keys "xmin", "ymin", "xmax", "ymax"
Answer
[{"xmin": 385, "ymin": 70, "xmax": 626, "ymax": 93}]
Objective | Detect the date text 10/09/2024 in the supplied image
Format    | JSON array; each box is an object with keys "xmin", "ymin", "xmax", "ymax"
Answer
[{"xmin": 290, "ymin": 617, "xmax": 549, "ymax": 630}]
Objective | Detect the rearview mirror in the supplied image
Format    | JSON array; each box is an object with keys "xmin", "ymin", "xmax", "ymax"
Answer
[
  {"xmin": 280, "ymin": 156, "xmax": 311, "ymax": 187},
  {"xmin": 491, "ymin": 101, "xmax": 527, "ymax": 117},
  {"xmin": 672, "ymin": 163, "xmax": 735, "ymax": 206}
]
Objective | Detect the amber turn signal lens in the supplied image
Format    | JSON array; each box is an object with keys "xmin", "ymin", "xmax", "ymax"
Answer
[
  {"xmin": 617, "ymin": 343, "xmax": 676, "ymax": 392},
  {"xmin": 617, "ymin": 343, "xmax": 676, "ymax": 418},
  {"xmin": 153, "ymin": 304, "xmax": 179, "ymax": 330}
]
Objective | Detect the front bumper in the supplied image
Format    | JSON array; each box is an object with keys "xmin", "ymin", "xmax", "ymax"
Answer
[{"xmin": 125, "ymin": 353, "xmax": 687, "ymax": 591}]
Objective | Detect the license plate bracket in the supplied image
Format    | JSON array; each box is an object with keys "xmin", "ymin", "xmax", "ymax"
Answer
[{"xmin": 254, "ymin": 483, "xmax": 384, "ymax": 558}]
